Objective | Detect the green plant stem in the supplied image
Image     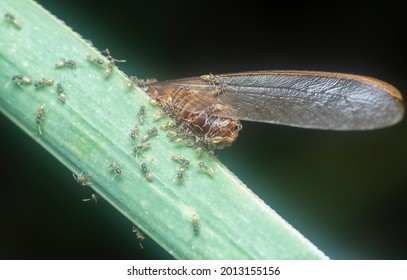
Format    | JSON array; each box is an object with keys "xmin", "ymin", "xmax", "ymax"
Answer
[{"xmin": 0, "ymin": 0, "xmax": 328, "ymax": 259}]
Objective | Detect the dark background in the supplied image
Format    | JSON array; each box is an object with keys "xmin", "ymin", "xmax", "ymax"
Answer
[{"xmin": 1, "ymin": 0, "xmax": 406, "ymax": 259}]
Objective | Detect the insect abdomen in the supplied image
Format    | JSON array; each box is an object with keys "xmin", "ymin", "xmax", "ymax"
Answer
[{"xmin": 146, "ymin": 84, "xmax": 242, "ymax": 149}]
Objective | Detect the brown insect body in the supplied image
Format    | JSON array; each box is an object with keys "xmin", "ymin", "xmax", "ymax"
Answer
[{"xmin": 146, "ymin": 80, "xmax": 242, "ymax": 149}]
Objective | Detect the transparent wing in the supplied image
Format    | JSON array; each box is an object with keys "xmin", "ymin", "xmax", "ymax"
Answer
[{"xmin": 148, "ymin": 71, "xmax": 404, "ymax": 130}]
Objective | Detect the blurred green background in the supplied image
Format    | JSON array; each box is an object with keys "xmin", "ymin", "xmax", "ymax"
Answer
[{"xmin": 1, "ymin": 0, "xmax": 406, "ymax": 259}]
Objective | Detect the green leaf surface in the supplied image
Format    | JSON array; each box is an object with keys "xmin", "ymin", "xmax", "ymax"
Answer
[{"xmin": 0, "ymin": 0, "xmax": 327, "ymax": 259}]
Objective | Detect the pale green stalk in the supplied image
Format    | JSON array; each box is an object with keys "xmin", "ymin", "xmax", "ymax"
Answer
[{"xmin": 0, "ymin": 0, "xmax": 328, "ymax": 259}]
